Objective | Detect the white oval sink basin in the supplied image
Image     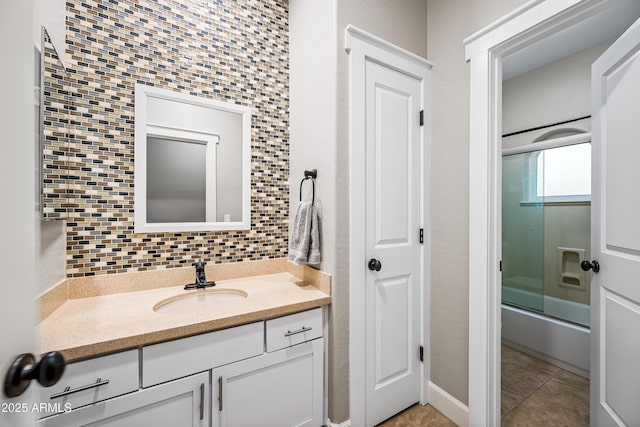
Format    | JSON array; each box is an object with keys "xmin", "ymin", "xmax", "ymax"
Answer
[{"xmin": 154, "ymin": 289, "xmax": 248, "ymax": 316}]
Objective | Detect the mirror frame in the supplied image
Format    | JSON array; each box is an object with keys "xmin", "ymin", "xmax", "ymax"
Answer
[{"xmin": 134, "ymin": 83, "xmax": 252, "ymax": 233}]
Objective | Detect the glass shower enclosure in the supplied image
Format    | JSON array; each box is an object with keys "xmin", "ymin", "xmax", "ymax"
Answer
[{"xmin": 502, "ymin": 142, "xmax": 591, "ymax": 327}]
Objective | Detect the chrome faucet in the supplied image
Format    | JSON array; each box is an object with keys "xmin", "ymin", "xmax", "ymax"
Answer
[{"xmin": 184, "ymin": 259, "xmax": 216, "ymax": 290}]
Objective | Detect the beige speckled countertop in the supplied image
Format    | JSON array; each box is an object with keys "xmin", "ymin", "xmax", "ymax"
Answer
[{"xmin": 39, "ymin": 272, "xmax": 331, "ymax": 362}]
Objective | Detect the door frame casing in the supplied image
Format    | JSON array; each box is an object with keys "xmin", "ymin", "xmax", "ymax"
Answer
[
  {"xmin": 464, "ymin": 0, "xmax": 621, "ymax": 425},
  {"xmin": 345, "ymin": 25, "xmax": 432, "ymax": 427}
]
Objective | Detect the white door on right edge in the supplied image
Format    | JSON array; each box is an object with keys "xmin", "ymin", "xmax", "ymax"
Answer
[{"xmin": 591, "ymin": 17, "xmax": 640, "ymax": 427}]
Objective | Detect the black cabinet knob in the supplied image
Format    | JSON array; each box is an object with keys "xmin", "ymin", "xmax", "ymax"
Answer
[
  {"xmin": 368, "ymin": 258, "xmax": 382, "ymax": 272},
  {"xmin": 580, "ymin": 260, "xmax": 600, "ymax": 273}
]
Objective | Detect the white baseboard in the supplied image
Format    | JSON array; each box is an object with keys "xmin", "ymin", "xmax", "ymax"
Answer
[
  {"xmin": 327, "ymin": 383, "xmax": 465, "ymax": 427},
  {"xmin": 427, "ymin": 381, "xmax": 469, "ymax": 427}
]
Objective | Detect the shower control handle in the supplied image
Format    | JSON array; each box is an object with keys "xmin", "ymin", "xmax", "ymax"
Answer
[
  {"xmin": 368, "ymin": 258, "xmax": 382, "ymax": 272},
  {"xmin": 580, "ymin": 260, "xmax": 600, "ymax": 273}
]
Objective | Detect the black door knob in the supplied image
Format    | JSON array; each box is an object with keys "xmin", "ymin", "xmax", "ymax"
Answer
[
  {"xmin": 580, "ymin": 260, "xmax": 600, "ymax": 273},
  {"xmin": 4, "ymin": 351, "xmax": 66, "ymax": 398},
  {"xmin": 368, "ymin": 258, "xmax": 382, "ymax": 272}
]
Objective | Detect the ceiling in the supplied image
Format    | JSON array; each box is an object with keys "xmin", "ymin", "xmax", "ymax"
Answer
[{"xmin": 502, "ymin": 0, "xmax": 640, "ymax": 80}]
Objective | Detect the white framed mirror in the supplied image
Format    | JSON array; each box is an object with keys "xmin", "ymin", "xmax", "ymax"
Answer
[{"xmin": 134, "ymin": 84, "xmax": 251, "ymax": 233}]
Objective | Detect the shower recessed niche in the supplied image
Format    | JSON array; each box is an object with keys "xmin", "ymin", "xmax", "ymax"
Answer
[{"xmin": 557, "ymin": 247, "xmax": 587, "ymax": 291}]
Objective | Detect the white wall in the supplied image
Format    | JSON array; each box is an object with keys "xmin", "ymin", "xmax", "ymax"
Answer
[
  {"xmin": 289, "ymin": 1, "xmax": 338, "ymax": 420},
  {"xmin": 503, "ymin": 42, "xmax": 610, "ymax": 135},
  {"xmin": 38, "ymin": 221, "xmax": 67, "ymax": 295},
  {"xmin": 35, "ymin": 0, "xmax": 66, "ymax": 65},
  {"xmin": 427, "ymin": 0, "xmax": 530, "ymax": 405},
  {"xmin": 289, "ymin": 0, "xmax": 337, "ymax": 275}
]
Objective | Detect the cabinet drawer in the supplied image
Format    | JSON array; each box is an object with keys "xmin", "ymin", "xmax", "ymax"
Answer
[
  {"xmin": 39, "ymin": 349, "xmax": 139, "ymax": 415},
  {"xmin": 266, "ymin": 308, "xmax": 322, "ymax": 352},
  {"xmin": 37, "ymin": 371, "xmax": 209, "ymax": 427},
  {"xmin": 142, "ymin": 321, "xmax": 263, "ymax": 387}
]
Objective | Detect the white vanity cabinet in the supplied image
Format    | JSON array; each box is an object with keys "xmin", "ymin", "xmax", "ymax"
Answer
[
  {"xmin": 36, "ymin": 371, "xmax": 209, "ymax": 427},
  {"xmin": 37, "ymin": 308, "xmax": 325, "ymax": 427},
  {"xmin": 212, "ymin": 308, "xmax": 324, "ymax": 427}
]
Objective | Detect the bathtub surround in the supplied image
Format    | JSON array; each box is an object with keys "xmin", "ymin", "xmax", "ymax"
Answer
[
  {"xmin": 502, "ymin": 141, "xmax": 592, "ymax": 314},
  {"xmin": 502, "ymin": 304, "xmax": 590, "ymax": 377},
  {"xmin": 64, "ymin": 0, "xmax": 290, "ymax": 277}
]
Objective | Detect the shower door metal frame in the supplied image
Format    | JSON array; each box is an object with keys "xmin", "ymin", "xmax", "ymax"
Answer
[{"xmin": 501, "ymin": 132, "xmax": 591, "ymax": 156}]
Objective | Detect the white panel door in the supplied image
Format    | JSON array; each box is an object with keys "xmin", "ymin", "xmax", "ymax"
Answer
[
  {"xmin": 1, "ymin": 2, "xmax": 38, "ymax": 426},
  {"xmin": 591, "ymin": 17, "xmax": 640, "ymax": 427},
  {"xmin": 364, "ymin": 59, "xmax": 421, "ymax": 426}
]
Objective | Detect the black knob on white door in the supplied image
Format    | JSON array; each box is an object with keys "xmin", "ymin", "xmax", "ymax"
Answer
[
  {"xmin": 580, "ymin": 260, "xmax": 600, "ymax": 273},
  {"xmin": 368, "ymin": 258, "xmax": 382, "ymax": 271},
  {"xmin": 3, "ymin": 351, "xmax": 66, "ymax": 398}
]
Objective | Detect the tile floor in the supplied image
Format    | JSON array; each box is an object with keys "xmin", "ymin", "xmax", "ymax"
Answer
[
  {"xmin": 378, "ymin": 345, "xmax": 590, "ymax": 426},
  {"xmin": 377, "ymin": 404, "xmax": 456, "ymax": 426},
  {"xmin": 501, "ymin": 344, "xmax": 590, "ymax": 426}
]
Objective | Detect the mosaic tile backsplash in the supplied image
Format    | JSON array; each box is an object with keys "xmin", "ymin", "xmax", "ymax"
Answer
[
  {"xmin": 42, "ymin": 30, "xmax": 70, "ymax": 220},
  {"xmin": 64, "ymin": 0, "xmax": 289, "ymax": 277}
]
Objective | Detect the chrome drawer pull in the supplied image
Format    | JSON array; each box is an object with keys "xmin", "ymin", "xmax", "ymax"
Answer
[
  {"xmin": 50, "ymin": 378, "xmax": 110, "ymax": 399},
  {"xmin": 284, "ymin": 326, "xmax": 312, "ymax": 337}
]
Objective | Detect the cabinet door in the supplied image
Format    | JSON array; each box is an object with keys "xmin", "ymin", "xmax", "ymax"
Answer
[
  {"xmin": 212, "ymin": 338, "xmax": 323, "ymax": 427},
  {"xmin": 37, "ymin": 372, "xmax": 209, "ymax": 427}
]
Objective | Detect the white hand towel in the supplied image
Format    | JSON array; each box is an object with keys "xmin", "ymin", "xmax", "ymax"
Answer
[
  {"xmin": 288, "ymin": 201, "xmax": 322, "ymax": 266},
  {"xmin": 288, "ymin": 201, "xmax": 313, "ymax": 266},
  {"xmin": 307, "ymin": 204, "xmax": 321, "ymax": 265}
]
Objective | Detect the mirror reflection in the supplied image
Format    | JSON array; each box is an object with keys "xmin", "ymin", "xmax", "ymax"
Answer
[
  {"xmin": 146, "ymin": 134, "xmax": 209, "ymax": 223},
  {"xmin": 40, "ymin": 28, "xmax": 69, "ymax": 220}
]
